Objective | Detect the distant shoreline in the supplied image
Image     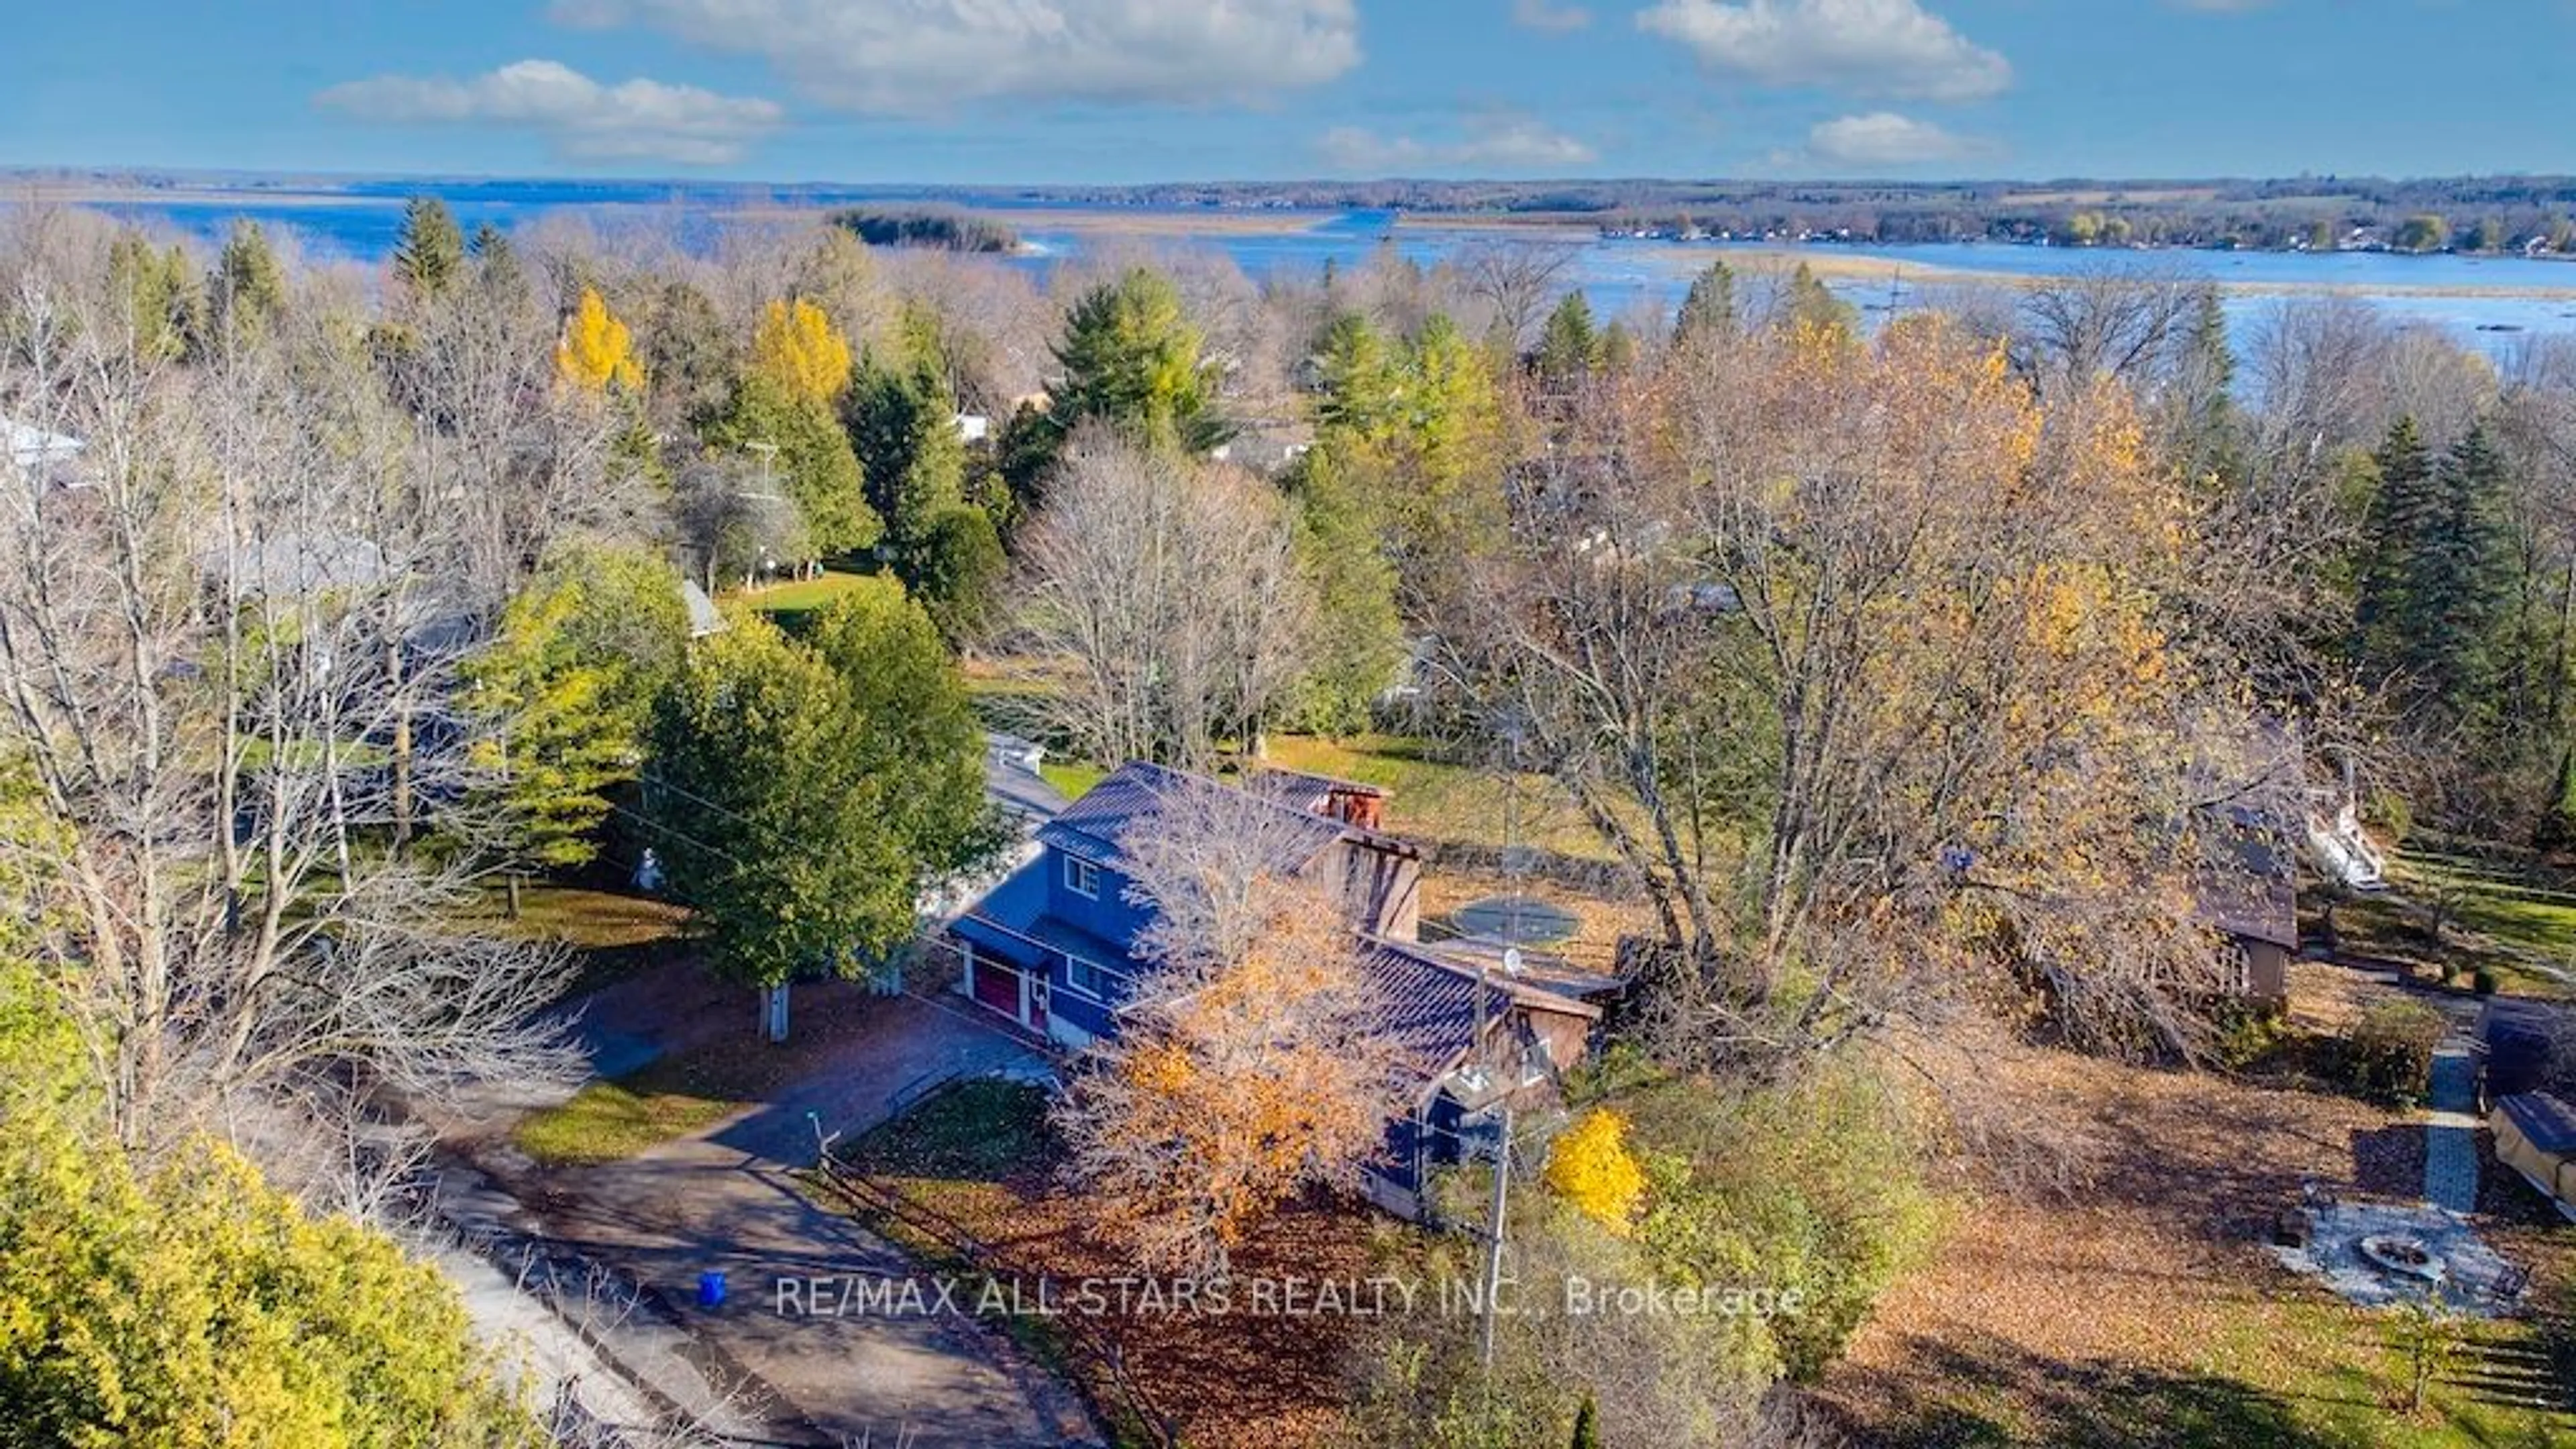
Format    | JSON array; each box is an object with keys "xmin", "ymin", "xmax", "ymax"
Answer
[{"xmin": 13, "ymin": 175, "xmax": 2576, "ymax": 304}]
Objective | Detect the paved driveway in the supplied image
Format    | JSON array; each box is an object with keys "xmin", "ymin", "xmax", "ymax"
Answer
[{"xmin": 475, "ymin": 980, "xmax": 1087, "ymax": 1447}]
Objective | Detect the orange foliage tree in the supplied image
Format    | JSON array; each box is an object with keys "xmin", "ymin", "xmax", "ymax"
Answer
[{"xmin": 1053, "ymin": 778, "xmax": 1401, "ymax": 1275}]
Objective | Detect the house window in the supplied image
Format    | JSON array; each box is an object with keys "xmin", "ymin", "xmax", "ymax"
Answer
[
  {"xmin": 1062, "ymin": 855, "xmax": 1101, "ymax": 899},
  {"xmin": 1066, "ymin": 955, "xmax": 1112, "ymax": 1001}
]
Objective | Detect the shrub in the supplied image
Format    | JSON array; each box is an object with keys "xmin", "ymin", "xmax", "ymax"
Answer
[
  {"xmin": 1545, "ymin": 1110, "xmax": 1648, "ymax": 1234},
  {"xmin": 2342, "ymin": 1000, "xmax": 2448, "ymax": 1103},
  {"xmin": 2473, "ymin": 967, "xmax": 2500, "ymax": 996}
]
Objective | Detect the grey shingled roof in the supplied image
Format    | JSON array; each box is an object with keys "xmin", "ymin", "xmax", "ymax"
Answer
[{"xmin": 1037, "ymin": 761, "xmax": 1346, "ymax": 873}]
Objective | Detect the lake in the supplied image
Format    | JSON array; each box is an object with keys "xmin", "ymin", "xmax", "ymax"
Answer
[{"xmin": 58, "ymin": 183, "xmax": 2576, "ymax": 358}]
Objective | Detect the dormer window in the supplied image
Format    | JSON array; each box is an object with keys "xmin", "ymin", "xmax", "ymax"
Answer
[{"xmin": 1063, "ymin": 854, "xmax": 1101, "ymax": 900}]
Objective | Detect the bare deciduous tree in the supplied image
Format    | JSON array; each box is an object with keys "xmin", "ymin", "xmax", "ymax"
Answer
[
  {"xmin": 1010, "ymin": 427, "xmax": 1315, "ymax": 770},
  {"xmin": 0, "ymin": 250, "xmax": 578, "ymax": 1156}
]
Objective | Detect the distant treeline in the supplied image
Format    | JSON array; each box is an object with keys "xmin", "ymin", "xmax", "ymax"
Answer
[
  {"xmin": 967, "ymin": 176, "xmax": 2576, "ymax": 256},
  {"xmin": 830, "ymin": 208, "xmax": 1019, "ymax": 254}
]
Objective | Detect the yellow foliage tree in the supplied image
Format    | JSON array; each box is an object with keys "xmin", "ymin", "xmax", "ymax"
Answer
[
  {"xmin": 1546, "ymin": 1108, "xmax": 1648, "ymax": 1233},
  {"xmin": 750, "ymin": 297, "xmax": 853, "ymax": 404},
  {"xmin": 554, "ymin": 286, "xmax": 641, "ymax": 393}
]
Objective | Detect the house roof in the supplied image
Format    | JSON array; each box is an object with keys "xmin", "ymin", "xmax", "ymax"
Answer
[
  {"xmin": 3, "ymin": 417, "xmax": 82, "ymax": 470},
  {"xmin": 679, "ymin": 578, "xmax": 726, "ymax": 639},
  {"xmin": 1358, "ymin": 935, "xmax": 1599, "ymax": 1084},
  {"xmin": 1038, "ymin": 761, "xmax": 1348, "ymax": 874},
  {"xmin": 2192, "ymin": 797, "xmax": 2300, "ymax": 950}
]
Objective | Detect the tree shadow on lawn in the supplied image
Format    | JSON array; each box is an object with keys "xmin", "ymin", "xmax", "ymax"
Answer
[{"xmin": 1837, "ymin": 1334, "xmax": 2373, "ymax": 1449}]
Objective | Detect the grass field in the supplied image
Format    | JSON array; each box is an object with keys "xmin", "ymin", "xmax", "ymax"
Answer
[
  {"xmin": 512, "ymin": 1061, "xmax": 747, "ymax": 1165},
  {"xmin": 1263, "ymin": 733, "xmax": 1625, "ymax": 863},
  {"xmin": 2363, "ymin": 849, "xmax": 2576, "ymax": 996},
  {"xmin": 729, "ymin": 568, "xmax": 890, "ymax": 633}
]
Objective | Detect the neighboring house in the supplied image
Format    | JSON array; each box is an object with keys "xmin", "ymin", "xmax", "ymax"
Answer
[
  {"xmin": 3, "ymin": 415, "xmax": 84, "ymax": 486},
  {"xmin": 2196, "ymin": 802, "xmax": 2299, "ymax": 1006},
  {"xmin": 952, "ymin": 760, "xmax": 1599, "ymax": 1220},
  {"xmin": 678, "ymin": 578, "xmax": 726, "ymax": 640}
]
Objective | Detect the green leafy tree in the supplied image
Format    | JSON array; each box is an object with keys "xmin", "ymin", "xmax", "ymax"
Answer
[
  {"xmin": 0, "ymin": 957, "xmax": 541, "ymax": 1448},
  {"xmin": 801, "ymin": 581, "xmax": 991, "ymax": 873},
  {"xmin": 647, "ymin": 595, "xmax": 985, "ymax": 996},
  {"xmin": 1050, "ymin": 268, "xmax": 1231, "ymax": 455},
  {"xmin": 1536, "ymin": 291, "xmax": 1601, "ymax": 383},
  {"xmin": 464, "ymin": 545, "xmax": 690, "ymax": 896},
  {"xmin": 1313, "ymin": 313, "xmax": 1407, "ymax": 442},
  {"xmin": 392, "ymin": 195, "xmax": 467, "ymax": 302},
  {"xmin": 705, "ymin": 374, "xmax": 881, "ymax": 559},
  {"xmin": 1287, "ymin": 445, "xmax": 1404, "ymax": 733},
  {"xmin": 1675, "ymin": 260, "xmax": 1737, "ymax": 344}
]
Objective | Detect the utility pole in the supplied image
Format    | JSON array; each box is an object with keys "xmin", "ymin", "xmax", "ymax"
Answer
[{"xmin": 1479, "ymin": 1104, "xmax": 1513, "ymax": 1371}]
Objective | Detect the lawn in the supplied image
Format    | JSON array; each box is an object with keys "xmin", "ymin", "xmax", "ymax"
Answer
[
  {"xmin": 729, "ymin": 568, "xmax": 888, "ymax": 633},
  {"xmin": 512, "ymin": 1061, "xmax": 747, "ymax": 1166},
  {"xmin": 2394, "ymin": 849, "xmax": 2576, "ymax": 993},
  {"xmin": 1040, "ymin": 758, "xmax": 1106, "ymax": 802},
  {"xmin": 1263, "ymin": 733, "xmax": 1625, "ymax": 864}
]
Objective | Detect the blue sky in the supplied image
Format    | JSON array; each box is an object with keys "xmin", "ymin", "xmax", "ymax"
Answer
[{"xmin": 1, "ymin": 0, "xmax": 2569, "ymax": 183}]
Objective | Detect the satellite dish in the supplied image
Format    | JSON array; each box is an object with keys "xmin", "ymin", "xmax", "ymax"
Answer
[{"xmin": 1501, "ymin": 947, "xmax": 1523, "ymax": 977}]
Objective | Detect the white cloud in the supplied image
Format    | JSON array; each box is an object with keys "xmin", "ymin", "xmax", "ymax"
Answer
[
  {"xmin": 1638, "ymin": 0, "xmax": 2010, "ymax": 101},
  {"xmin": 318, "ymin": 60, "xmax": 782, "ymax": 166},
  {"xmin": 1319, "ymin": 118, "xmax": 1598, "ymax": 175},
  {"xmin": 551, "ymin": 0, "xmax": 1362, "ymax": 115},
  {"xmin": 1512, "ymin": 0, "xmax": 1594, "ymax": 31},
  {"xmin": 1805, "ymin": 110, "xmax": 1982, "ymax": 167}
]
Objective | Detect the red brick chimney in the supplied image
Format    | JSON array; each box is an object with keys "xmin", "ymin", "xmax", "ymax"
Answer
[{"xmin": 1327, "ymin": 784, "xmax": 1388, "ymax": 832}]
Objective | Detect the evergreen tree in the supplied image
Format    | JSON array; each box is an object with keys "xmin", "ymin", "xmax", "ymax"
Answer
[
  {"xmin": 207, "ymin": 219, "xmax": 284, "ymax": 351},
  {"xmin": 468, "ymin": 221, "xmax": 529, "ymax": 311},
  {"xmin": 1570, "ymin": 1392, "xmax": 1602, "ymax": 1449},
  {"xmin": 1674, "ymin": 259, "xmax": 1737, "ymax": 343},
  {"xmin": 464, "ymin": 546, "xmax": 691, "ymax": 898},
  {"xmin": 1287, "ymin": 446, "xmax": 1405, "ymax": 734},
  {"xmin": 2164, "ymin": 284, "xmax": 2242, "ymax": 484},
  {"xmin": 910, "ymin": 506, "xmax": 1008, "ymax": 648},
  {"xmin": 845, "ymin": 354, "xmax": 966, "ymax": 560},
  {"xmin": 649, "ymin": 596, "xmax": 985, "ymax": 999},
  {"xmin": 705, "ymin": 373, "xmax": 880, "ymax": 560},
  {"xmin": 1536, "ymin": 291, "xmax": 1601, "ymax": 383},
  {"xmin": 1782, "ymin": 262, "xmax": 1858, "ymax": 339},
  {"xmin": 105, "ymin": 231, "xmax": 199, "ymax": 362},
  {"xmin": 1051, "ymin": 268, "xmax": 1230, "ymax": 455},
  {"xmin": 2354, "ymin": 417, "xmax": 2512, "ymax": 720},
  {"xmin": 392, "ymin": 196, "xmax": 467, "ymax": 301}
]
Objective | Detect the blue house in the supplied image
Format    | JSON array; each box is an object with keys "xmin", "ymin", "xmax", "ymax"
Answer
[{"xmin": 952, "ymin": 761, "xmax": 1601, "ymax": 1220}]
